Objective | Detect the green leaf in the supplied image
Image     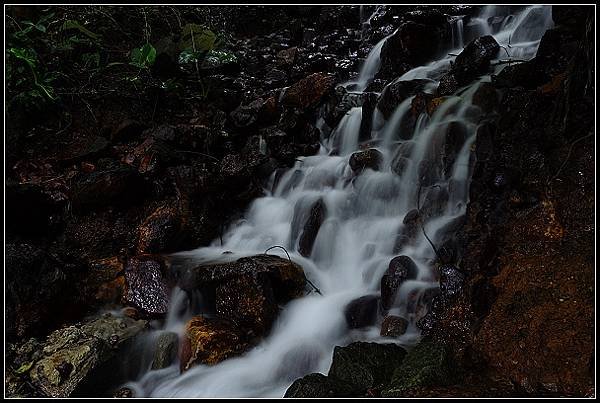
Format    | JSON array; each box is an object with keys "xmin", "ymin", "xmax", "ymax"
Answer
[
  {"xmin": 15, "ymin": 362, "xmax": 33, "ymax": 374},
  {"xmin": 130, "ymin": 43, "xmax": 156, "ymax": 68},
  {"xmin": 179, "ymin": 24, "xmax": 216, "ymax": 52},
  {"xmin": 178, "ymin": 49, "xmax": 207, "ymax": 65},
  {"xmin": 8, "ymin": 47, "xmax": 37, "ymax": 68},
  {"xmin": 61, "ymin": 20, "xmax": 100, "ymax": 40}
]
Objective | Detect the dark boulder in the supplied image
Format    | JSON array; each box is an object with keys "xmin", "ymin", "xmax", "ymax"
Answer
[
  {"xmin": 349, "ymin": 149, "xmax": 383, "ymax": 173},
  {"xmin": 215, "ymin": 272, "xmax": 277, "ymax": 336},
  {"xmin": 284, "ymin": 373, "xmax": 354, "ymax": 398},
  {"xmin": 345, "ymin": 295, "xmax": 379, "ymax": 329},
  {"xmin": 381, "ymin": 256, "xmax": 419, "ymax": 310},
  {"xmin": 381, "ymin": 315, "xmax": 409, "ymax": 337},
  {"xmin": 438, "ymin": 264, "xmax": 465, "ymax": 300},
  {"xmin": 123, "ymin": 255, "xmax": 170, "ymax": 317},
  {"xmin": 71, "ymin": 165, "xmax": 148, "ymax": 211},
  {"xmin": 382, "ymin": 338, "xmax": 453, "ymax": 396},
  {"xmin": 6, "ymin": 243, "xmax": 81, "ymax": 342},
  {"xmin": 378, "ymin": 22, "xmax": 441, "ymax": 79},
  {"xmin": 298, "ymin": 199, "xmax": 327, "ymax": 257},
  {"xmin": 438, "ymin": 35, "xmax": 500, "ymax": 95},
  {"xmin": 328, "ymin": 342, "xmax": 407, "ymax": 393},
  {"xmin": 174, "ymin": 254, "xmax": 306, "ymax": 305},
  {"xmin": 377, "ymin": 79, "xmax": 430, "ymax": 119},
  {"xmin": 420, "ymin": 185, "xmax": 450, "ymax": 220}
]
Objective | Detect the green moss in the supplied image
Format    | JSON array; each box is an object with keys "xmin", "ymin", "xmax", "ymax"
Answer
[{"xmin": 382, "ymin": 338, "xmax": 455, "ymax": 397}]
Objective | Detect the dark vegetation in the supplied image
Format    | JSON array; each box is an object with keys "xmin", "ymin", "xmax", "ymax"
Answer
[{"xmin": 4, "ymin": 5, "xmax": 595, "ymax": 398}]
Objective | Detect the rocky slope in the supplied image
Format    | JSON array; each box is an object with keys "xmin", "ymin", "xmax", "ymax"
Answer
[{"xmin": 5, "ymin": 5, "xmax": 595, "ymax": 398}]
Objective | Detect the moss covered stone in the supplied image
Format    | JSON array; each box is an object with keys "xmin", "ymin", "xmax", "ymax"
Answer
[
  {"xmin": 328, "ymin": 342, "xmax": 407, "ymax": 394},
  {"xmin": 382, "ymin": 338, "xmax": 454, "ymax": 397}
]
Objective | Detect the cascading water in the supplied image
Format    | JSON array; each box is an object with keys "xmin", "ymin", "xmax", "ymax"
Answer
[{"xmin": 125, "ymin": 5, "xmax": 554, "ymax": 397}]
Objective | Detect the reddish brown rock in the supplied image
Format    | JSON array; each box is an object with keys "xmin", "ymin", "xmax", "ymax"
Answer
[
  {"xmin": 180, "ymin": 316, "xmax": 249, "ymax": 372},
  {"xmin": 281, "ymin": 73, "xmax": 336, "ymax": 109},
  {"xmin": 215, "ymin": 273, "xmax": 277, "ymax": 335},
  {"xmin": 137, "ymin": 202, "xmax": 183, "ymax": 254}
]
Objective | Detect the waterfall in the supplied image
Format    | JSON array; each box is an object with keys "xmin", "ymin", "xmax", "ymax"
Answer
[{"xmin": 126, "ymin": 6, "xmax": 554, "ymax": 398}]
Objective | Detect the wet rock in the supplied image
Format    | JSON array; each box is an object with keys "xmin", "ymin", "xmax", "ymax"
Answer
[
  {"xmin": 284, "ymin": 373, "xmax": 354, "ymax": 398},
  {"xmin": 298, "ymin": 199, "xmax": 327, "ymax": 257},
  {"xmin": 136, "ymin": 203, "xmax": 183, "ymax": 254},
  {"xmin": 417, "ymin": 158, "xmax": 439, "ymax": 187},
  {"xmin": 381, "ymin": 315, "xmax": 409, "ymax": 337},
  {"xmin": 400, "ymin": 209, "xmax": 421, "ymax": 244},
  {"xmin": 420, "ymin": 186, "xmax": 450, "ymax": 220},
  {"xmin": 277, "ymin": 47, "xmax": 298, "ymax": 66},
  {"xmin": 328, "ymin": 342, "xmax": 407, "ymax": 393},
  {"xmin": 438, "ymin": 35, "xmax": 500, "ymax": 96},
  {"xmin": 382, "ymin": 338, "xmax": 453, "ymax": 396},
  {"xmin": 6, "ymin": 243, "xmax": 79, "ymax": 342},
  {"xmin": 349, "ymin": 149, "xmax": 383, "ymax": 173},
  {"xmin": 111, "ymin": 119, "xmax": 147, "ymax": 142},
  {"xmin": 378, "ymin": 22, "xmax": 441, "ymax": 79},
  {"xmin": 230, "ymin": 103, "xmax": 259, "ymax": 128},
  {"xmin": 345, "ymin": 295, "xmax": 379, "ymax": 329},
  {"xmin": 381, "ymin": 256, "xmax": 419, "ymax": 310},
  {"xmin": 438, "ymin": 264, "xmax": 465, "ymax": 300},
  {"xmin": 123, "ymin": 255, "xmax": 170, "ymax": 317},
  {"xmin": 471, "ymin": 82, "xmax": 499, "ymax": 113},
  {"xmin": 215, "ymin": 272, "xmax": 277, "ymax": 335},
  {"xmin": 84, "ymin": 256, "xmax": 126, "ymax": 306},
  {"xmin": 440, "ymin": 121, "xmax": 468, "ymax": 178},
  {"xmin": 6, "ymin": 180, "xmax": 67, "ymax": 238},
  {"xmin": 281, "ymin": 72, "xmax": 336, "ymax": 109},
  {"xmin": 151, "ymin": 332, "xmax": 179, "ymax": 370},
  {"xmin": 29, "ymin": 315, "xmax": 147, "ymax": 397},
  {"xmin": 71, "ymin": 165, "xmax": 147, "ymax": 211},
  {"xmin": 113, "ymin": 387, "xmax": 134, "ymax": 398},
  {"xmin": 219, "ymin": 150, "xmax": 268, "ymax": 184},
  {"xmin": 175, "ymin": 254, "xmax": 306, "ymax": 303},
  {"xmin": 358, "ymin": 92, "xmax": 380, "ymax": 141},
  {"xmin": 180, "ymin": 316, "xmax": 249, "ymax": 371},
  {"xmin": 377, "ymin": 79, "xmax": 430, "ymax": 119},
  {"xmin": 390, "ymin": 141, "xmax": 415, "ymax": 177},
  {"xmin": 57, "ymin": 136, "xmax": 109, "ymax": 163}
]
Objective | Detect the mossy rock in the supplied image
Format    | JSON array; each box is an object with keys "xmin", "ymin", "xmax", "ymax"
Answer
[
  {"xmin": 284, "ymin": 373, "xmax": 354, "ymax": 398},
  {"xmin": 328, "ymin": 342, "xmax": 407, "ymax": 394},
  {"xmin": 382, "ymin": 338, "xmax": 455, "ymax": 397}
]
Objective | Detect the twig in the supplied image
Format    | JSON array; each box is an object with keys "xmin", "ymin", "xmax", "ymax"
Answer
[
  {"xmin": 264, "ymin": 245, "xmax": 322, "ymax": 295},
  {"xmin": 416, "ymin": 183, "xmax": 441, "ymax": 261},
  {"xmin": 546, "ymin": 133, "xmax": 593, "ymax": 186}
]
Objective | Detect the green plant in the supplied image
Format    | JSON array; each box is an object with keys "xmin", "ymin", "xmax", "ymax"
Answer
[
  {"xmin": 8, "ymin": 47, "xmax": 56, "ymax": 100},
  {"xmin": 130, "ymin": 43, "xmax": 157, "ymax": 69}
]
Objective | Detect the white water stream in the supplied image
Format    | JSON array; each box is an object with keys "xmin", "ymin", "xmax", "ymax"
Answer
[{"xmin": 126, "ymin": 5, "xmax": 553, "ymax": 397}]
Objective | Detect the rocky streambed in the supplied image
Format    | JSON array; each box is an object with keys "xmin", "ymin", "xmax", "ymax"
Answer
[{"xmin": 5, "ymin": 5, "xmax": 595, "ymax": 398}]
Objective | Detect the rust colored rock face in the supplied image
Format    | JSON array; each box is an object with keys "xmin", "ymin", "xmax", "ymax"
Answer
[
  {"xmin": 180, "ymin": 316, "xmax": 249, "ymax": 372},
  {"xmin": 137, "ymin": 203, "xmax": 183, "ymax": 254},
  {"xmin": 281, "ymin": 72, "xmax": 336, "ymax": 109}
]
